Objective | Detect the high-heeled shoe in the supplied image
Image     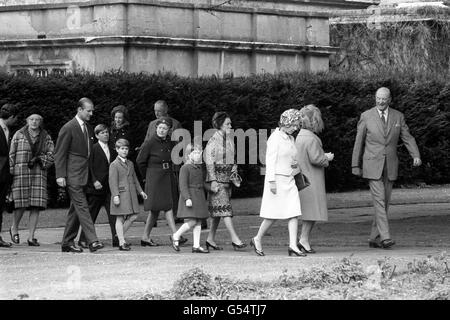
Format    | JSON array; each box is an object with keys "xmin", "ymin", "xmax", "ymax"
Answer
[
  {"xmin": 297, "ymin": 242, "xmax": 316, "ymax": 254},
  {"xmin": 205, "ymin": 240, "xmax": 223, "ymax": 251},
  {"xmin": 231, "ymin": 241, "xmax": 247, "ymax": 250},
  {"xmin": 288, "ymin": 247, "xmax": 307, "ymax": 257},
  {"xmin": 141, "ymin": 239, "xmax": 159, "ymax": 247},
  {"xmin": 27, "ymin": 238, "xmax": 40, "ymax": 247},
  {"xmin": 170, "ymin": 235, "xmax": 180, "ymax": 252},
  {"xmin": 192, "ymin": 246, "xmax": 209, "ymax": 253},
  {"xmin": 9, "ymin": 228, "xmax": 19, "ymax": 244},
  {"xmin": 250, "ymin": 238, "xmax": 264, "ymax": 256}
]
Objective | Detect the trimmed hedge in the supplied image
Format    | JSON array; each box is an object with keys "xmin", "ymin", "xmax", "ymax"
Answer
[{"xmin": 0, "ymin": 70, "xmax": 448, "ymax": 207}]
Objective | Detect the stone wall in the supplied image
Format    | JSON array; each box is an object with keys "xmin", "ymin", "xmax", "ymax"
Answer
[{"xmin": 0, "ymin": 0, "xmax": 372, "ymax": 76}]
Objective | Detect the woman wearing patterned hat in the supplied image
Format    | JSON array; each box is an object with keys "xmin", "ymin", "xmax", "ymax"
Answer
[
  {"xmin": 204, "ymin": 111, "xmax": 246, "ymax": 251},
  {"xmin": 250, "ymin": 109, "xmax": 305, "ymax": 257},
  {"xmin": 136, "ymin": 116, "xmax": 185, "ymax": 247}
]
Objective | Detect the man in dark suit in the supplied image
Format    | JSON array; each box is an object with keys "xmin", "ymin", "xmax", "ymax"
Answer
[
  {"xmin": 0, "ymin": 103, "xmax": 18, "ymax": 247},
  {"xmin": 78, "ymin": 124, "xmax": 119, "ymax": 248},
  {"xmin": 352, "ymin": 87, "xmax": 421, "ymax": 249},
  {"xmin": 55, "ymin": 98, "xmax": 104, "ymax": 253}
]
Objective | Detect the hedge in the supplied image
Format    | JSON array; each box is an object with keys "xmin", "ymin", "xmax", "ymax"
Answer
[{"xmin": 0, "ymin": 70, "xmax": 448, "ymax": 207}]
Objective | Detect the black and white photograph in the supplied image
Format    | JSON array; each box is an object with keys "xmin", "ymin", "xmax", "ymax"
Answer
[{"xmin": 0, "ymin": 0, "xmax": 449, "ymax": 308}]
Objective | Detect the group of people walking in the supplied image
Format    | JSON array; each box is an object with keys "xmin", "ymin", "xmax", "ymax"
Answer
[{"xmin": 0, "ymin": 86, "xmax": 421, "ymax": 256}]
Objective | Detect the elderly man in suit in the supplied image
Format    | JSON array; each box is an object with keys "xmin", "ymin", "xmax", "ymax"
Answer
[
  {"xmin": 352, "ymin": 87, "xmax": 421, "ymax": 249},
  {"xmin": 55, "ymin": 98, "xmax": 104, "ymax": 253},
  {"xmin": 0, "ymin": 103, "xmax": 18, "ymax": 247}
]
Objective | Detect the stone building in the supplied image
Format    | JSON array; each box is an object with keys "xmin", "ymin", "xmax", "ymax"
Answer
[{"xmin": 0, "ymin": 0, "xmax": 374, "ymax": 76}]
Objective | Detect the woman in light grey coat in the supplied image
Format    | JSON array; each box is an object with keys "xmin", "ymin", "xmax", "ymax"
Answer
[{"xmin": 295, "ymin": 105, "xmax": 334, "ymax": 254}]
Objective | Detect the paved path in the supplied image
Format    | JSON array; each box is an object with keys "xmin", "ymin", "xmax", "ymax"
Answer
[{"xmin": 1, "ymin": 202, "xmax": 449, "ymax": 299}]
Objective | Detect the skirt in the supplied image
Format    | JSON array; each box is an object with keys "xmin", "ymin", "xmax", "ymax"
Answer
[
  {"xmin": 259, "ymin": 174, "xmax": 301, "ymax": 219},
  {"xmin": 208, "ymin": 183, "xmax": 233, "ymax": 218}
]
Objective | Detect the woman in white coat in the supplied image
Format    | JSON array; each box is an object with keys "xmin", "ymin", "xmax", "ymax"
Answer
[
  {"xmin": 250, "ymin": 109, "xmax": 305, "ymax": 257},
  {"xmin": 295, "ymin": 105, "xmax": 334, "ymax": 253}
]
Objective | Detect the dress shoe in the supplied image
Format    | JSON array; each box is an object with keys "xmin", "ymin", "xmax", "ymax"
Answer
[
  {"xmin": 231, "ymin": 241, "xmax": 247, "ymax": 250},
  {"xmin": 77, "ymin": 240, "xmax": 89, "ymax": 249},
  {"xmin": 250, "ymin": 238, "xmax": 264, "ymax": 256},
  {"xmin": 27, "ymin": 238, "xmax": 40, "ymax": 247},
  {"xmin": 89, "ymin": 241, "xmax": 104, "ymax": 252},
  {"xmin": 205, "ymin": 240, "xmax": 223, "ymax": 251},
  {"xmin": 298, "ymin": 242, "xmax": 316, "ymax": 254},
  {"xmin": 288, "ymin": 247, "xmax": 307, "ymax": 257},
  {"xmin": 119, "ymin": 243, "xmax": 131, "ymax": 251},
  {"xmin": 179, "ymin": 236, "xmax": 188, "ymax": 245},
  {"xmin": 9, "ymin": 228, "xmax": 20, "ymax": 244},
  {"xmin": 141, "ymin": 239, "xmax": 159, "ymax": 247},
  {"xmin": 0, "ymin": 237, "xmax": 12, "ymax": 248},
  {"xmin": 61, "ymin": 245, "xmax": 83, "ymax": 253},
  {"xmin": 381, "ymin": 239, "xmax": 396, "ymax": 249},
  {"xmin": 170, "ymin": 235, "xmax": 180, "ymax": 252},
  {"xmin": 192, "ymin": 246, "xmax": 209, "ymax": 253},
  {"xmin": 369, "ymin": 240, "xmax": 382, "ymax": 248}
]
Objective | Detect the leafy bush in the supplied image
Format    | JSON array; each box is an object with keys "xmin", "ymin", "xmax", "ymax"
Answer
[
  {"xmin": 172, "ymin": 267, "xmax": 213, "ymax": 298},
  {"xmin": 0, "ymin": 70, "xmax": 448, "ymax": 206}
]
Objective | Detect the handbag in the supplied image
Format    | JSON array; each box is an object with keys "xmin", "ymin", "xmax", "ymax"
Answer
[
  {"xmin": 294, "ymin": 172, "xmax": 310, "ymax": 191},
  {"xmin": 230, "ymin": 172, "xmax": 242, "ymax": 187}
]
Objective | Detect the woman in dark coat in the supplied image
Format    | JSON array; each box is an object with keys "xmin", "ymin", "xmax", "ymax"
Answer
[
  {"xmin": 136, "ymin": 117, "xmax": 185, "ymax": 246},
  {"xmin": 9, "ymin": 114, "xmax": 54, "ymax": 246},
  {"xmin": 109, "ymin": 105, "xmax": 131, "ymax": 159}
]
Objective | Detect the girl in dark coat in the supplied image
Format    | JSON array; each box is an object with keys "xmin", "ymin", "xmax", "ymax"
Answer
[
  {"xmin": 170, "ymin": 144, "xmax": 209, "ymax": 253},
  {"xmin": 136, "ymin": 117, "xmax": 185, "ymax": 247}
]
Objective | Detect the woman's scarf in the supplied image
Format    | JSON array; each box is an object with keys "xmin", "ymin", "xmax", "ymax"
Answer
[{"xmin": 20, "ymin": 125, "xmax": 47, "ymax": 158}]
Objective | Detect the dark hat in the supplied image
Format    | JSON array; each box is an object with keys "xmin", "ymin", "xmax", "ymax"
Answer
[{"xmin": 156, "ymin": 116, "xmax": 172, "ymax": 128}]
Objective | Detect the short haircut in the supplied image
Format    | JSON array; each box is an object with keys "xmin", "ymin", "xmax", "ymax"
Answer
[
  {"xmin": 111, "ymin": 105, "xmax": 129, "ymax": 121},
  {"xmin": 94, "ymin": 124, "xmax": 108, "ymax": 135},
  {"xmin": 299, "ymin": 104, "xmax": 324, "ymax": 134},
  {"xmin": 185, "ymin": 143, "xmax": 202, "ymax": 161},
  {"xmin": 0, "ymin": 103, "xmax": 19, "ymax": 119},
  {"xmin": 115, "ymin": 138, "xmax": 129, "ymax": 148},
  {"xmin": 154, "ymin": 100, "xmax": 168, "ymax": 110},
  {"xmin": 212, "ymin": 111, "xmax": 229, "ymax": 129},
  {"xmin": 78, "ymin": 97, "xmax": 93, "ymax": 110}
]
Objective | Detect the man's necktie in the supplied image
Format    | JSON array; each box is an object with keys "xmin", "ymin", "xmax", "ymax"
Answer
[
  {"xmin": 83, "ymin": 123, "xmax": 89, "ymax": 155},
  {"xmin": 381, "ymin": 110, "xmax": 386, "ymax": 125}
]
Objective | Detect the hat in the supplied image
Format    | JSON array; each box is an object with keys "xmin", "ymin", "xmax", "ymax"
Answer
[
  {"xmin": 279, "ymin": 108, "xmax": 301, "ymax": 128},
  {"xmin": 156, "ymin": 116, "xmax": 172, "ymax": 128}
]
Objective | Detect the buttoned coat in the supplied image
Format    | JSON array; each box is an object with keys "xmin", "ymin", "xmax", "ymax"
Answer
[
  {"xmin": 295, "ymin": 129, "xmax": 329, "ymax": 221},
  {"xmin": 109, "ymin": 158, "xmax": 143, "ymax": 215},
  {"xmin": 54, "ymin": 117, "xmax": 94, "ymax": 186},
  {"xmin": 9, "ymin": 128, "xmax": 55, "ymax": 209},
  {"xmin": 352, "ymin": 107, "xmax": 420, "ymax": 181}
]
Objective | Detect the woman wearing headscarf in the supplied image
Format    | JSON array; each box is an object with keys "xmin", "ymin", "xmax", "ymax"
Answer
[
  {"xmin": 204, "ymin": 111, "xmax": 246, "ymax": 251},
  {"xmin": 9, "ymin": 114, "xmax": 55, "ymax": 246},
  {"xmin": 250, "ymin": 109, "xmax": 305, "ymax": 257},
  {"xmin": 136, "ymin": 116, "xmax": 185, "ymax": 247},
  {"xmin": 295, "ymin": 105, "xmax": 334, "ymax": 253}
]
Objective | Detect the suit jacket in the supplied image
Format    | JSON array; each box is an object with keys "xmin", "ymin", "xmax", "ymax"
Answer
[
  {"xmin": 0, "ymin": 126, "xmax": 12, "ymax": 182},
  {"xmin": 352, "ymin": 107, "xmax": 420, "ymax": 181},
  {"xmin": 265, "ymin": 128, "xmax": 300, "ymax": 182},
  {"xmin": 87, "ymin": 142, "xmax": 111, "ymax": 194},
  {"xmin": 54, "ymin": 117, "xmax": 94, "ymax": 186}
]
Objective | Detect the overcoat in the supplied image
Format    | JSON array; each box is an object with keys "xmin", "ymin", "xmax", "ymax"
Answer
[
  {"xmin": 109, "ymin": 157, "xmax": 143, "ymax": 215},
  {"xmin": 177, "ymin": 163, "xmax": 208, "ymax": 219},
  {"xmin": 9, "ymin": 128, "xmax": 54, "ymax": 209},
  {"xmin": 295, "ymin": 129, "xmax": 329, "ymax": 221}
]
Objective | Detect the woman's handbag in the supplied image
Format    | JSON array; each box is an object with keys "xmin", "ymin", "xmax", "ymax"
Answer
[
  {"xmin": 294, "ymin": 172, "xmax": 310, "ymax": 191},
  {"xmin": 230, "ymin": 172, "xmax": 242, "ymax": 187},
  {"xmin": 5, "ymin": 192, "xmax": 14, "ymax": 213}
]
